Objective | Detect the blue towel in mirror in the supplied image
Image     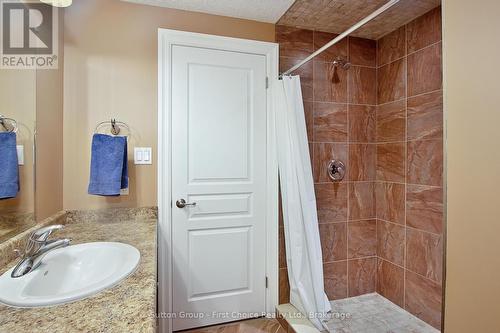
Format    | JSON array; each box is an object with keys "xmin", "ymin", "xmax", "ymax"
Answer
[
  {"xmin": 88, "ymin": 134, "xmax": 128, "ymax": 196},
  {"xmin": 0, "ymin": 132, "xmax": 19, "ymax": 200}
]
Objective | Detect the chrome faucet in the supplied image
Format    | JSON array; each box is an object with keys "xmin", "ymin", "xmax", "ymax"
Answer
[{"xmin": 11, "ymin": 225, "xmax": 72, "ymax": 278}]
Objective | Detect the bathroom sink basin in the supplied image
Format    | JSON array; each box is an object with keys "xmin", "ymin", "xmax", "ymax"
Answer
[{"xmin": 0, "ymin": 242, "xmax": 140, "ymax": 308}]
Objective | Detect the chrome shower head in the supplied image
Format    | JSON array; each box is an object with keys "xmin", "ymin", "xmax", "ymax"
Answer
[{"xmin": 333, "ymin": 57, "xmax": 351, "ymax": 70}]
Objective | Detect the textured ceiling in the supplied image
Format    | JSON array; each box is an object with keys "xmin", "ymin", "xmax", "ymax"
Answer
[
  {"xmin": 278, "ymin": 0, "xmax": 441, "ymax": 40},
  {"xmin": 120, "ymin": 0, "xmax": 296, "ymax": 23}
]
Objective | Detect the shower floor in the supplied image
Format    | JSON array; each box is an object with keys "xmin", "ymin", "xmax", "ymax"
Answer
[{"xmin": 326, "ymin": 293, "xmax": 439, "ymax": 333}]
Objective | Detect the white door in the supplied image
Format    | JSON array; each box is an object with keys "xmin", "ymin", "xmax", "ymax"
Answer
[{"xmin": 171, "ymin": 44, "xmax": 268, "ymax": 331}]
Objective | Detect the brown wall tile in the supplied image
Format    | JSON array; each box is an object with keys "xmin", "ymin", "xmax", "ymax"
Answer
[
  {"xmin": 374, "ymin": 10, "xmax": 444, "ymax": 328},
  {"xmin": 376, "ymin": 143, "xmax": 405, "ymax": 182},
  {"xmin": 407, "ymin": 43, "xmax": 442, "ymax": 97},
  {"xmin": 349, "ymin": 144, "xmax": 376, "ymax": 181},
  {"xmin": 349, "ymin": 37, "xmax": 376, "ymax": 67},
  {"xmin": 349, "ymin": 182, "xmax": 376, "ymax": 220},
  {"xmin": 407, "ymin": 139, "xmax": 443, "ymax": 186},
  {"xmin": 278, "ymin": 190, "xmax": 283, "ymax": 228},
  {"xmin": 405, "ymin": 270, "xmax": 442, "ymax": 329},
  {"xmin": 348, "ymin": 66, "xmax": 377, "ymax": 105},
  {"xmin": 320, "ymin": 223, "xmax": 347, "ymax": 262},
  {"xmin": 279, "ymin": 268, "xmax": 290, "ymax": 304},
  {"xmin": 376, "ymin": 100, "xmax": 406, "ymax": 142},
  {"xmin": 315, "ymin": 183, "xmax": 348, "ymax": 223},
  {"xmin": 348, "ymin": 220, "xmax": 377, "ymax": 259},
  {"xmin": 348, "ymin": 257, "xmax": 377, "ymax": 297},
  {"xmin": 279, "ymin": 57, "xmax": 313, "ymax": 101},
  {"xmin": 406, "ymin": 228, "xmax": 443, "ymax": 283},
  {"xmin": 407, "ymin": 185, "xmax": 443, "ymax": 234},
  {"xmin": 313, "ymin": 31, "xmax": 348, "ymax": 63},
  {"xmin": 377, "ymin": 26, "xmax": 406, "ymax": 67},
  {"xmin": 407, "ymin": 91, "xmax": 443, "ymax": 140},
  {"xmin": 313, "ymin": 61, "xmax": 348, "ymax": 103},
  {"xmin": 349, "ymin": 105, "xmax": 376, "ymax": 143},
  {"xmin": 324, "ymin": 261, "xmax": 348, "ymax": 300},
  {"xmin": 313, "ymin": 102, "xmax": 347, "ymax": 142},
  {"xmin": 313, "ymin": 143, "xmax": 348, "ymax": 183},
  {"xmin": 376, "ymin": 182, "xmax": 405, "ymax": 225},
  {"xmin": 377, "ymin": 58, "xmax": 406, "ymax": 104},
  {"xmin": 377, "ymin": 259, "xmax": 404, "ymax": 307},
  {"xmin": 279, "ymin": 227, "xmax": 286, "ymax": 269},
  {"xmin": 377, "ymin": 220, "xmax": 405, "ymax": 266},
  {"xmin": 406, "ymin": 7, "xmax": 442, "ymax": 54},
  {"xmin": 276, "ymin": 25, "xmax": 313, "ymax": 59}
]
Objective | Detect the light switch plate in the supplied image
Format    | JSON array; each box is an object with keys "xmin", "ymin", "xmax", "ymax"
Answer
[
  {"xmin": 134, "ymin": 147, "xmax": 152, "ymax": 165},
  {"xmin": 16, "ymin": 145, "xmax": 24, "ymax": 165}
]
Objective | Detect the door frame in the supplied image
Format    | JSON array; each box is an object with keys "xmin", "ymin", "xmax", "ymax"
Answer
[{"xmin": 157, "ymin": 29, "xmax": 279, "ymax": 333}]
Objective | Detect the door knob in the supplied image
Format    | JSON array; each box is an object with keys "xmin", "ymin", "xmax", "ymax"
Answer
[{"xmin": 176, "ymin": 199, "xmax": 197, "ymax": 208}]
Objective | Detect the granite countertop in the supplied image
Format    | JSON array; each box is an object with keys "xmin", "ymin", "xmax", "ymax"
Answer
[{"xmin": 0, "ymin": 213, "xmax": 157, "ymax": 333}]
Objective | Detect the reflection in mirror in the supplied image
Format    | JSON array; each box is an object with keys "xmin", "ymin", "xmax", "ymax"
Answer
[{"xmin": 0, "ymin": 70, "xmax": 36, "ymax": 243}]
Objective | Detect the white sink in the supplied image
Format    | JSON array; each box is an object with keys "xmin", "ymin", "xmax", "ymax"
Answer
[{"xmin": 0, "ymin": 242, "xmax": 140, "ymax": 308}]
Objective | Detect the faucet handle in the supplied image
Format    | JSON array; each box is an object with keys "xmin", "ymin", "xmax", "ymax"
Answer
[
  {"xmin": 30, "ymin": 225, "xmax": 65, "ymax": 243},
  {"xmin": 25, "ymin": 225, "xmax": 65, "ymax": 256}
]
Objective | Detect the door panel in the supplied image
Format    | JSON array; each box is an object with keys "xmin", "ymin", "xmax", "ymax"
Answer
[
  {"xmin": 171, "ymin": 45, "xmax": 267, "ymax": 331},
  {"xmin": 187, "ymin": 193, "xmax": 252, "ymax": 220},
  {"xmin": 188, "ymin": 64, "xmax": 251, "ymax": 183},
  {"xmin": 188, "ymin": 226, "xmax": 252, "ymax": 299}
]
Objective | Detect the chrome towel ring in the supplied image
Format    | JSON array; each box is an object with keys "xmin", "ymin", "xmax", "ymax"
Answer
[
  {"xmin": 94, "ymin": 119, "xmax": 130, "ymax": 137},
  {"xmin": 0, "ymin": 114, "xmax": 18, "ymax": 133}
]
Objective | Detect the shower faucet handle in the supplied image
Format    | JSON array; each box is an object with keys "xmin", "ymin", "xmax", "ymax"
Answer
[{"xmin": 328, "ymin": 160, "xmax": 346, "ymax": 182}]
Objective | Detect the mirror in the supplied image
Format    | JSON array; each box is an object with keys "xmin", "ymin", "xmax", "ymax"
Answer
[
  {"xmin": 0, "ymin": 3, "xmax": 63, "ymax": 247},
  {"xmin": 0, "ymin": 69, "xmax": 37, "ymax": 243}
]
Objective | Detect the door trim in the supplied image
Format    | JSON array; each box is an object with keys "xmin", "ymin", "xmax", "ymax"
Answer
[{"xmin": 158, "ymin": 29, "xmax": 279, "ymax": 333}]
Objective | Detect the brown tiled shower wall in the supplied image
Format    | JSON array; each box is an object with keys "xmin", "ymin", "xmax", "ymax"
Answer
[
  {"xmin": 375, "ymin": 7, "xmax": 443, "ymax": 329},
  {"xmin": 276, "ymin": 6, "xmax": 443, "ymax": 330}
]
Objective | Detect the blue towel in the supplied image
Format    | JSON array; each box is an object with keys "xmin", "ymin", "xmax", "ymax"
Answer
[
  {"xmin": 0, "ymin": 132, "xmax": 19, "ymax": 200},
  {"xmin": 88, "ymin": 134, "xmax": 128, "ymax": 196}
]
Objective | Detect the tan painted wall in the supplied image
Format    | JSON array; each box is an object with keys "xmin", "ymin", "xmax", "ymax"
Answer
[
  {"xmin": 443, "ymin": 0, "xmax": 500, "ymax": 331},
  {"xmin": 36, "ymin": 9, "xmax": 64, "ymax": 221},
  {"xmin": 63, "ymin": 0, "xmax": 275, "ymax": 210}
]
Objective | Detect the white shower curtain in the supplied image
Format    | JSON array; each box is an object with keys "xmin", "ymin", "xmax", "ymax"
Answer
[{"xmin": 273, "ymin": 76, "xmax": 331, "ymax": 331}]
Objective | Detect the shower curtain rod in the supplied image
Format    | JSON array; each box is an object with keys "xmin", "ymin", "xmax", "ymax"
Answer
[{"xmin": 280, "ymin": 0, "xmax": 400, "ymax": 77}]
